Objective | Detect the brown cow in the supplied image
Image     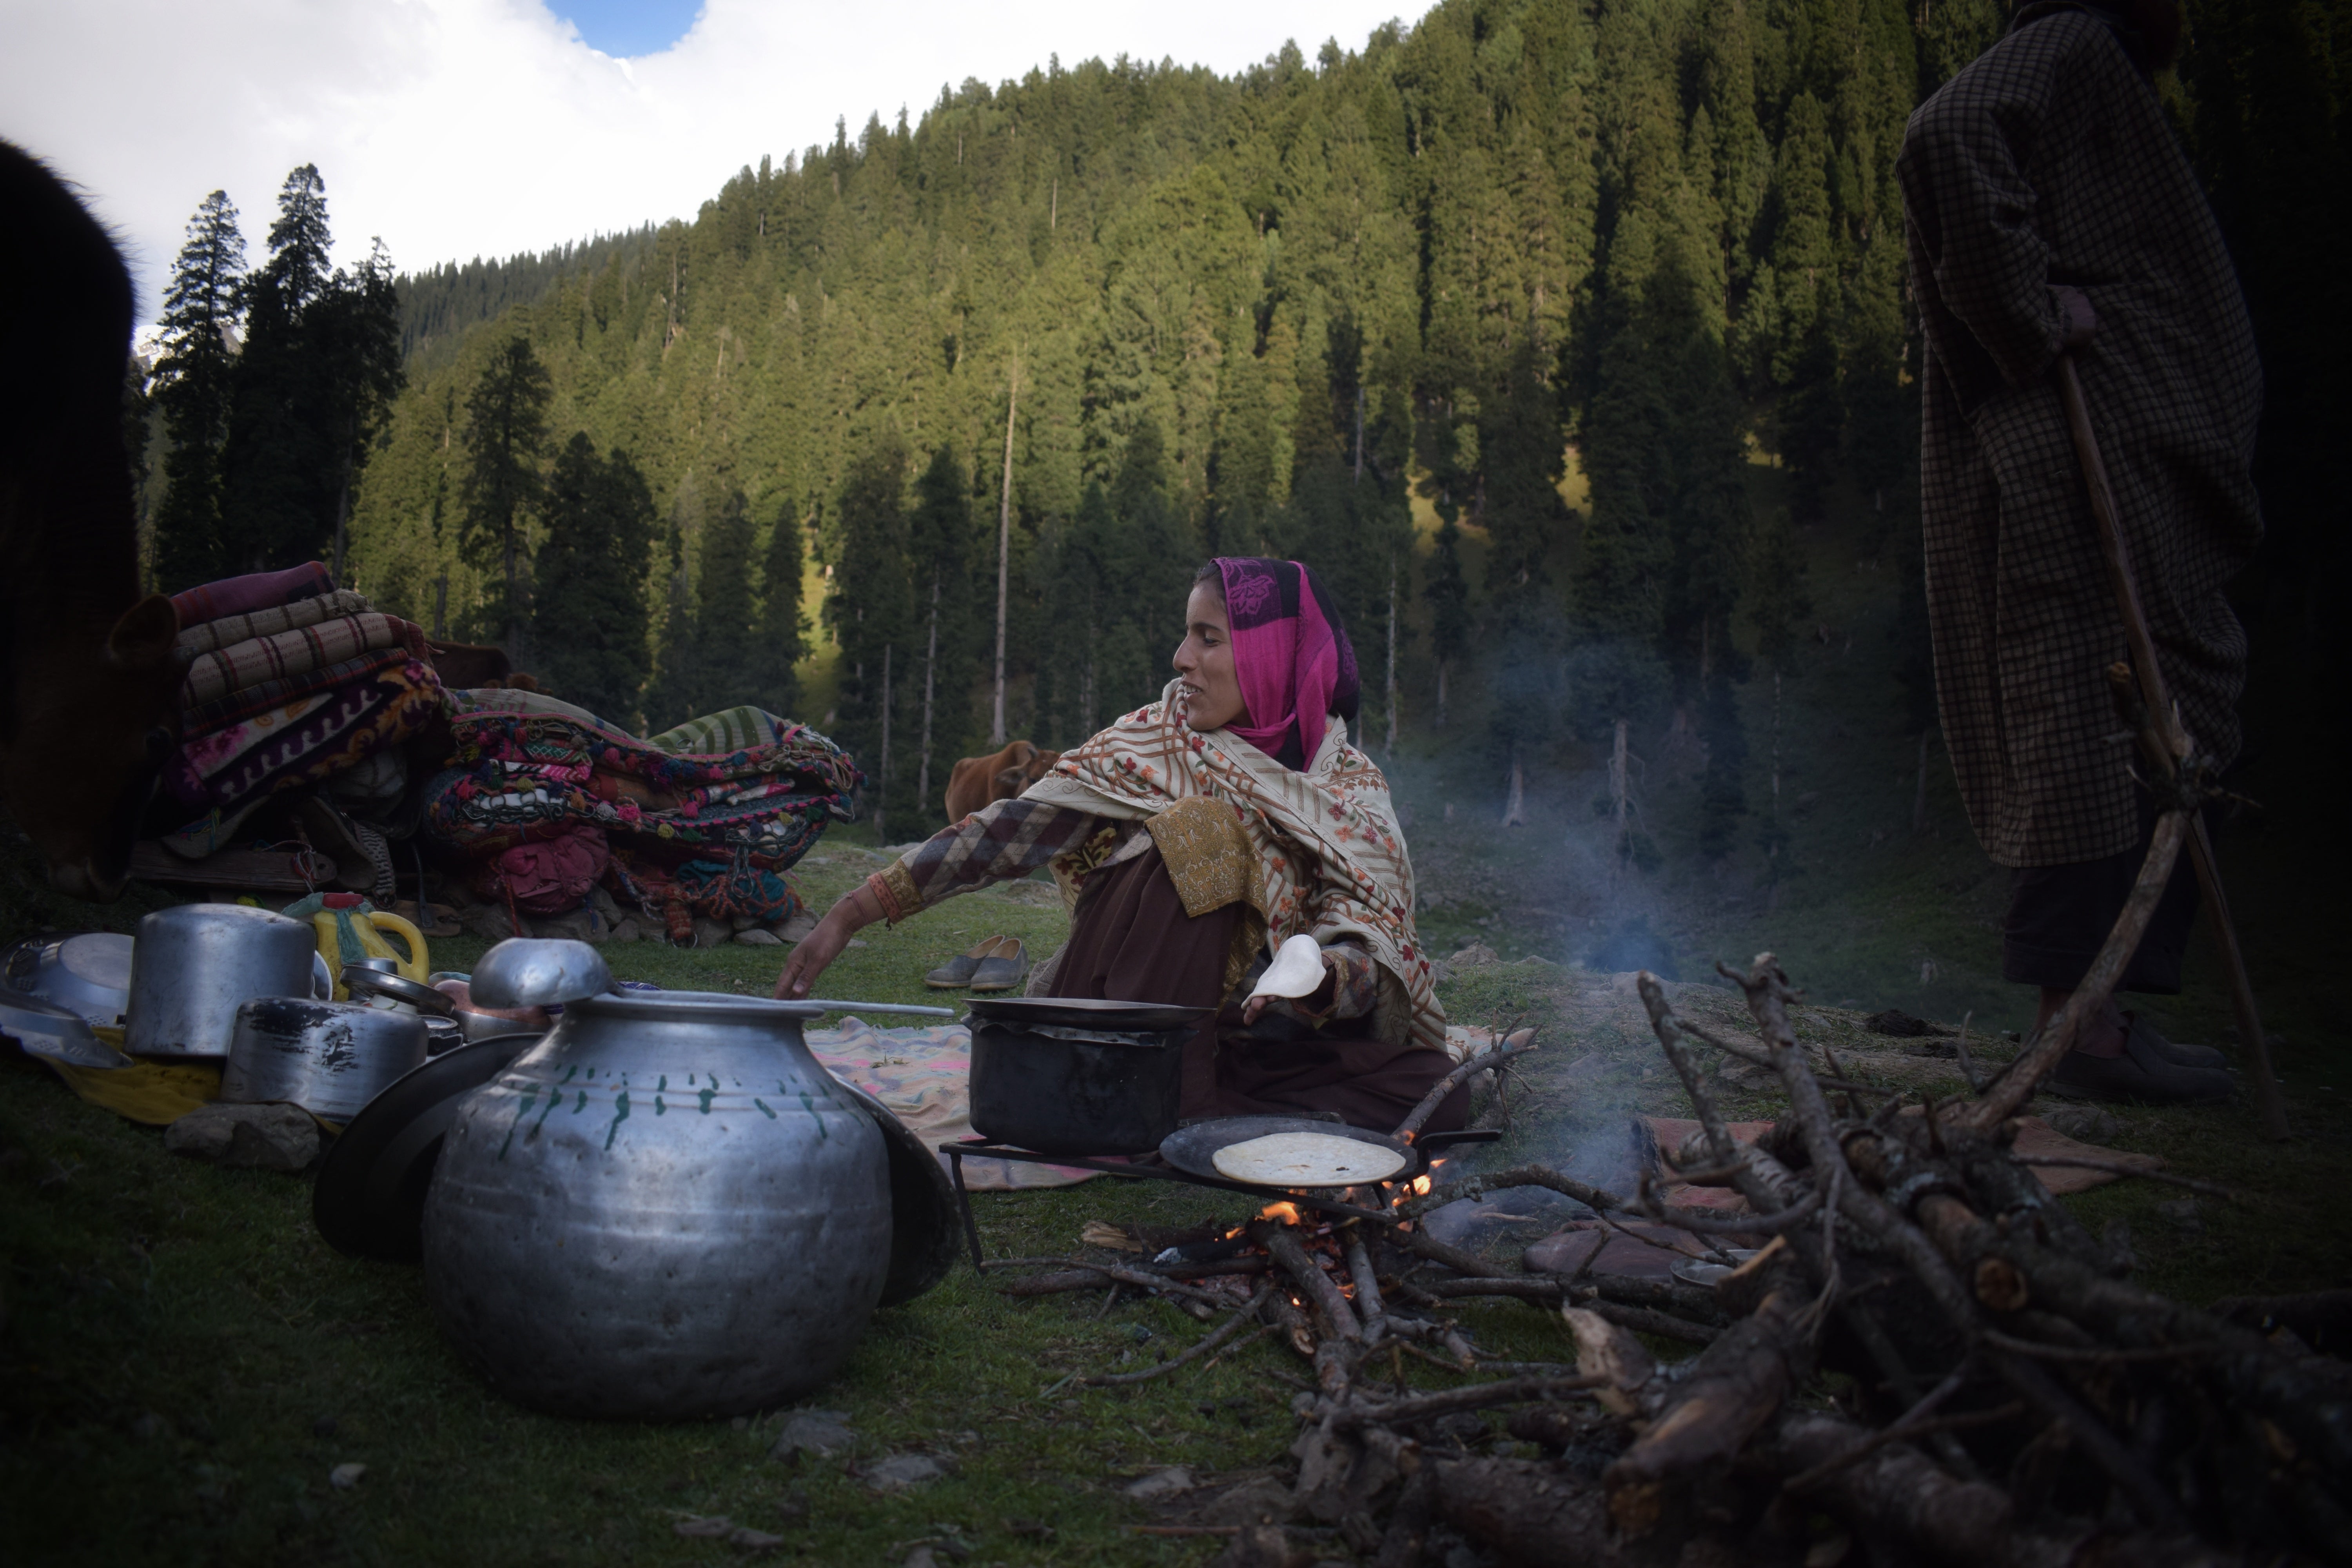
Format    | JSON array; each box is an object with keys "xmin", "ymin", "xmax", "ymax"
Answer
[
  {"xmin": 0, "ymin": 142, "xmax": 183, "ymax": 899},
  {"xmin": 943, "ymin": 740, "xmax": 1062, "ymax": 822}
]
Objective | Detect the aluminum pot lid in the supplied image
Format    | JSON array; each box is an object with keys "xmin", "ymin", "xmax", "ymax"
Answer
[
  {"xmin": 561, "ymin": 989, "xmax": 825, "ymax": 1022},
  {"xmin": 311, "ymin": 1031, "xmax": 544, "ymax": 1263},
  {"xmin": 824, "ymin": 1074, "xmax": 960, "ymax": 1308}
]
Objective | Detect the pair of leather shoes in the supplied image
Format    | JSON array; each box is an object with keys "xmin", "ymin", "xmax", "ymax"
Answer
[
  {"xmin": 2049, "ymin": 1012, "xmax": 2231, "ymax": 1104},
  {"xmin": 924, "ymin": 936, "xmax": 1027, "ymax": 992}
]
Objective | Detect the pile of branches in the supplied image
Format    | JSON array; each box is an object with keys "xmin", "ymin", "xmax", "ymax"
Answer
[{"xmin": 995, "ymin": 954, "xmax": 2350, "ymax": 1566}]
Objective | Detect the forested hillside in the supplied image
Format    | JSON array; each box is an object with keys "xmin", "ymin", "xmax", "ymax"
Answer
[
  {"xmin": 395, "ymin": 225, "xmax": 657, "ymax": 377},
  {"xmin": 149, "ymin": 0, "xmax": 2335, "ymax": 853}
]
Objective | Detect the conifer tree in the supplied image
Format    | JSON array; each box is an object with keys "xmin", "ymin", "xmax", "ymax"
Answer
[
  {"xmin": 1424, "ymin": 516, "xmax": 1470, "ymax": 728},
  {"xmin": 311, "ymin": 238, "xmax": 406, "ymax": 577},
  {"xmin": 1481, "ymin": 341, "xmax": 1567, "ymax": 822},
  {"xmin": 533, "ymin": 434, "xmax": 654, "ymax": 724},
  {"xmin": 907, "ymin": 446, "xmax": 975, "ymax": 815},
  {"xmin": 150, "ymin": 190, "xmax": 246, "ymax": 592},
  {"xmin": 753, "ymin": 505, "xmax": 808, "ymax": 721},
  {"xmin": 828, "ymin": 437, "xmax": 913, "ymax": 835},
  {"xmin": 457, "ymin": 336, "xmax": 552, "ymax": 660},
  {"xmin": 644, "ymin": 522, "xmax": 697, "ymax": 734},
  {"xmin": 220, "ymin": 165, "xmax": 337, "ymax": 570},
  {"xmin": 693, "ymin": 490, "xmax": 762, "ymax": 710}
]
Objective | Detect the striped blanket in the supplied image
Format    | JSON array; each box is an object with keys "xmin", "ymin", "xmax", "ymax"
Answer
[
  {"xmin": 181, "ymin": 613, "xmax": 430, "ymax": 708},
  {"xmin": 184, "ymin": 648, "xmax": 412, "ymax": 735},
  {"xmin": 175, "ymin": 589, "xmax": 371, "ymax": 659},
  {"xmin": 169, "ymin": 562, "xmax": 335, "ymax": 626}
]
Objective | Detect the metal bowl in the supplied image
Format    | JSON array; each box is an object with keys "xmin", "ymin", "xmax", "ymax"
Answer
[{"xmin": 468, "ymin": 938, "xmax": 613, "ymax": 1009}]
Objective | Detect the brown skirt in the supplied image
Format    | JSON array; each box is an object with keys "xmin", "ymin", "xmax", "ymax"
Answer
[{"xmin": 1047, "ymin": 844, "xmax": 1467, "ymax": 1134}]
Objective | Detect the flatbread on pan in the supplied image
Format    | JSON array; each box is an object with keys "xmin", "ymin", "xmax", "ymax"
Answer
[{"xmin": 1211, "ymin": 1131, "xmax": 1409, "ymax": 1187}]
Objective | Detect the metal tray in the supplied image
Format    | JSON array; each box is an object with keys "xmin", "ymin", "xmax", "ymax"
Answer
[{"xmin": 963, "ymin": 995, "xmax": 1211, "ymax": 1033}]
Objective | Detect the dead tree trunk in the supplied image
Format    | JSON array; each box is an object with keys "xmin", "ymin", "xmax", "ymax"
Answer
[
  {"xmin": 992, "ymin": 358, "xmax": 1018, "ymax": 747},
  {"xmin": 917, "ymin": 575, "xmax": 940, "ymax": 811},
  {"xmin": 331, "ymin": 422, "xmax": 355, "ymax": 583},
  {"xmin": 876, "ymin": 642, "xmax": 893, "ymax": 844},
  {"xmin": 1502, "ymin": 744, "xmax": 1526, "ymax": 827},
  {"xmin": 1610, "ymin": 719, "xmax": 1630, "ymax": 877},
  {"xmin": 1912, "ymin": 728, "xmax": 1931, "ymax": 835},
  {"xmin": 1385, "ymin": 561, "xmax": 1399, "ymax": 755}
]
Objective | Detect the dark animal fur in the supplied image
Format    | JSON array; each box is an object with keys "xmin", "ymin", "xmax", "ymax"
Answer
[{"xmin": 0, "ymin": 141, "xmax": 183, "ymax": 898}]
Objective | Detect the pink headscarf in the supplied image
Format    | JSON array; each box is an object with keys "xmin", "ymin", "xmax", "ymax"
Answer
[{"xmin": 1213, "ymin": 558, "xmax": 1359, "ymax": 770}]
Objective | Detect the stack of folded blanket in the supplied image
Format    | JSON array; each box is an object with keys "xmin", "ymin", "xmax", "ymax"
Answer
[
  {"xmin": 164, "ymin": 564, "xmax": 445, "ymax": 847},
  {"xmin": 421, "ymin": 689, "xmax": 860, "ymax": 939}
]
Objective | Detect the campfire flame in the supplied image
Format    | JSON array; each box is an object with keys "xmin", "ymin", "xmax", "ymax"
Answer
[{"xmin": 1259, "ymin": 1200, "xmax": 1303, "ymax": 1225}]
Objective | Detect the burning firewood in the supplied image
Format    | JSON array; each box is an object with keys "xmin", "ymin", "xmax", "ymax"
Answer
[{"xmin": 990, "ymin": 936, "xmax": 2345, "ymax": 1564}]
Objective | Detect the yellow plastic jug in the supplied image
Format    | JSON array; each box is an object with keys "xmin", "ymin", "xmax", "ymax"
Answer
[{"xmin": 309, "ymin": 892, "xmax": 429, "ymax": 999}]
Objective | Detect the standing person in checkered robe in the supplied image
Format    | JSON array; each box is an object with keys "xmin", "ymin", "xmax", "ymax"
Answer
[{"xmin": 1899, "ymin": 0, "xmax": 2260, "ymax": 1103}]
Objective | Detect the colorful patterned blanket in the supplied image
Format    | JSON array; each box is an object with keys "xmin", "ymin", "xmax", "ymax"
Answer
[
  {"xmin": 165, "ymin": 657, "xmax": 444, "ymax": 813},
  {"xmin": 423, "ymin": 703, "xmax": 862, "ymax": 926}
]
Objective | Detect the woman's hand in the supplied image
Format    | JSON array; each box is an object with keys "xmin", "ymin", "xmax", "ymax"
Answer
[
  {"xmin": 773, "ymin": 884, "xmax": 880, "ymax": 1000},
  {"xmin": 1241, "ymin": 949, "xmax": 1338, "ymax": 1024}
]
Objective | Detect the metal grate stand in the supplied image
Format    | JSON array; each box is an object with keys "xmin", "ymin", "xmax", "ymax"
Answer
[{"xmin": 938, "ymin": 1130, "xmax": 1500, "ymax": 1273}]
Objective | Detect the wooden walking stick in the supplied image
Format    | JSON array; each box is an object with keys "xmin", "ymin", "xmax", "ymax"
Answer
[{"xmin": 2053, "ymin": 352, "xmax": 2289, "ymax": 1140}]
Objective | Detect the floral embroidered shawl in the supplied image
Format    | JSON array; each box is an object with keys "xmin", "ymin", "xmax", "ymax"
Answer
[{"xmin": 1024, "ymin": 678, "xmax": 1443, "ymax": 1054}]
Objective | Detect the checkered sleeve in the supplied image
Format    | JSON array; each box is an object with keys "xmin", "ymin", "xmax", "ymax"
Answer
[
  {"xmin": 886, "ymin": 798, "xmax": 1100, "ymax": 916},
  {"xmin": 1903, "ymin": 60, "xmax": 2069, "ymax": 392}
]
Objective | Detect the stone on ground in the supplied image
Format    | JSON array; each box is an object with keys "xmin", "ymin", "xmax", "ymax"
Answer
[
  {"xmin": 768, "ymin": 1410, "xmax": 854, "ymax": 1461},
  {"xmin": 163, "ymin": 1102, "xmax": 320, "ymax": 1171}
]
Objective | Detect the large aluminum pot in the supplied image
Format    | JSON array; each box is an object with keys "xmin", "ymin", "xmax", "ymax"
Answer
[
  {"xmin": 421, "ymin": 991, "xmax": 890, "ymax": 1420},
  {"xmin": 220, "ymin": 997, "xmax": 430, "ymax": 1123},
  {"xmin": 125, "ymin": 905, "xmax": 319, "ymax": 1059}
]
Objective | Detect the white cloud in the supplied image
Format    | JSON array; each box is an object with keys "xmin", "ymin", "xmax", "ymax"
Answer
[{"xmin": 1, "ymin": 0, "xmax": 1420, "ymax": 325}]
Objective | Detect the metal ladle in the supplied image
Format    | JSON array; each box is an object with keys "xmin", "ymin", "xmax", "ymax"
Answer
[{"xmin": 467, "ymin": 938, "xmax": 954, "ymax": 1018}]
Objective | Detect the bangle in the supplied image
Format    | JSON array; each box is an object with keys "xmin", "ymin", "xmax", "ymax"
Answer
[{"xmin": 861, "ymin": 871, "xmax": 904, "ymax": 926}]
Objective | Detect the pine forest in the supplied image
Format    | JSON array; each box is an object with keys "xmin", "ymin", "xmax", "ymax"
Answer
[{"xmin": 137, "ymin": 0, "xmax": 2346, "ymax": 858}]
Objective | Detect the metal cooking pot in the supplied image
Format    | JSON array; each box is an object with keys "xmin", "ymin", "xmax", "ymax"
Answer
[
  {"xmin": 220, "ymin": 997, "xmax": 429, "ymax": 1123},
  {"xmin": 422, "ymin": 989, "xmax": 891, "ymax": 1420},
  {"xmin": 968, "ymin": 1016, "xmax": 1196, "ymax": 1155},
  {"xmin": 3, "ymin": 932, "xmax": 133, "ymax": 1025},
  {"xmin": 125, "ymin": 905, "xmax": 319, "ymax": 1060}
]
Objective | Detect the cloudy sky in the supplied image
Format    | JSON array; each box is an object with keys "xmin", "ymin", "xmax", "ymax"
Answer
[{"xmin": 3, "ymin": 0, "xmax": 1419, "ymax": 328}]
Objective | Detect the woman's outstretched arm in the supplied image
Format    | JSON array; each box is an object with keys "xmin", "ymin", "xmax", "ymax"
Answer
[{"xmin": 773, "ymin": 796, "xmax": 1104, "ymax": 999}]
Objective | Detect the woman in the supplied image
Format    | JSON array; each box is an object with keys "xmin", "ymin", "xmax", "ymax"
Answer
[{"xmin": 776, "ymin": 557, "xmax": 1464, "ymax": 1134}]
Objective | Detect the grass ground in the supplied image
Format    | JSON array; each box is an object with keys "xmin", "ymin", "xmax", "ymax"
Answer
[{"xmin": 5, "ymin": 815, "xmax": 2345, "ymax": 1566}]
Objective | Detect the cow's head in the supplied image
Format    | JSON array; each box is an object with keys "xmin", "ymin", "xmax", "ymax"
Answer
[{"xmin": 7, "ymin": 593, "xmax": 180, "ymax": 901}]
